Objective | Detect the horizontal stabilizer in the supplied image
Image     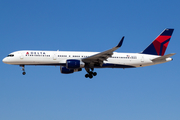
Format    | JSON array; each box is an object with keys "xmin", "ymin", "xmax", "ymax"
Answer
[{"xmin": 152, "ymin": 53, "xmax": 176, "ymax": 62}]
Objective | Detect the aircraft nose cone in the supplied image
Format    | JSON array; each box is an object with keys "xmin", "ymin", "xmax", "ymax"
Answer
[{"xmin": 2, "ymin": 57, "xmax": 8, "ymax": 64}]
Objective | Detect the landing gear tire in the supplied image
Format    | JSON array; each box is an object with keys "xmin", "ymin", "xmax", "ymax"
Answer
[
  {"xmin": 85, "ymin": 72, "xmax": 97, "ymax": 79},
  {"xmin": 89, "ymin": 74, "xmax": 93, "ymax": 79},
  {"xmin": 22, "ymin": 72, "xmax": 26, "ymax": 75},
  {"xmin": 93, "ymin": 72, "xmax": 97, "ymax": 76},
  {"xmin": 85, "ymin": 74, "xmax": 89, "ymax": 78},
  {"xmin": 85, "ymin": 74, "xmax": 93, "ymax": 79}
]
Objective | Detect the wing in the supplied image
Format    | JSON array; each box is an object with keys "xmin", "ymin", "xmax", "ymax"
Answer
[{"xmin": 82, "ymin": 36, "xmax": 124, "ymax": 66}]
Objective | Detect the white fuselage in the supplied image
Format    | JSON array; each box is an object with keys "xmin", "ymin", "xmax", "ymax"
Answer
[{"xmin": 2, "ymin": 50, "xmax": 172, "ymax": 68}]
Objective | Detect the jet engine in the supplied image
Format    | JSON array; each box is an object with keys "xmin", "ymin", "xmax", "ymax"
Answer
[
  {"xmin": 60, "ymin": 66, "xmax": 82, "ymax": 74},
  {"xmin": 66, "ymin": 59, "xmax": 85, "ymax": 69}
]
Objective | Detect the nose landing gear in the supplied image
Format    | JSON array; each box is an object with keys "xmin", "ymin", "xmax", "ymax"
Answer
[{"xmin": 20, "ymin": 65, "xmax": 26, "ymax": 75}]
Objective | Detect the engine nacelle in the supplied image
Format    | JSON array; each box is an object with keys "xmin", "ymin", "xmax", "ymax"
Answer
[
  {"xmin": 66, "ymin": 59, "xmax": 85, "ymax": 69},
  {"xmin": 60, "ymin": 66, "xmax": 82, "ymax": 74}
]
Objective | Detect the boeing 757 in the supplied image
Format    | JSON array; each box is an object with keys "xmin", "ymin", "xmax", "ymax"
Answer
[{"xmin": 2, "ymin": 28, "xmax": 175, "ymax": 78}]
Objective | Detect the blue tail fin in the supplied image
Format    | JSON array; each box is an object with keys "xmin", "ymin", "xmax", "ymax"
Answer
[{"xmin": 142, "ymin": 28, "xmax": 174, "ymax": 56}]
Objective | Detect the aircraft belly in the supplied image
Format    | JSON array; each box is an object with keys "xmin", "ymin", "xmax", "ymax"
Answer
[{"xmin": 94, "ymin": 63, "xmax": 135, "ymax": 68}]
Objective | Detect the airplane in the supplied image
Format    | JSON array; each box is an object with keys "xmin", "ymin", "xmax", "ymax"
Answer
[{"xmin": 2, "ymin": 28, "xmax": 175, "ymax": 79}]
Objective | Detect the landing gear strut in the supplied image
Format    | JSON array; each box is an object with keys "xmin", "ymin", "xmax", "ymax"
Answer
[
  {"xmin": 20, "ymin": 65, "xmax": 26, "ymax": 75},
  {"xmin": 85, "ymin": 68, "xmax": 97, "ymax": 79}
]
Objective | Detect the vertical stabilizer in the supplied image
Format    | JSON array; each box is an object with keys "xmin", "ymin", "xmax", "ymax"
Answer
[{"xmin": 142, "ymin": 28, "xmax": 174, "ymax": 56}]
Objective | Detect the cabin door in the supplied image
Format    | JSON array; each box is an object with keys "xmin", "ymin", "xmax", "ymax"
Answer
[
  {"xmin": 20, "ymin": 53, "xmax": 24, "ymax": 60},
  {"xmin": 141, "ymin": 55, "xmax": 144, "ymax": 62},
  {"xmin": 53, "ymin": 53, "xmax": 57, "ymax": 60}
]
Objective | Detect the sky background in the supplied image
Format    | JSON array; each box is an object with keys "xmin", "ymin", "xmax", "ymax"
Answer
[{"xmin": 0, "ymin": 0, "xmax": 180, "ymax": 120}]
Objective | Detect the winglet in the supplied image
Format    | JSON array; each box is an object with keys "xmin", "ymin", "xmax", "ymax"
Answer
[{"xmin": 116, "ymin": 36, "xmax": 124, "ymax": 47}]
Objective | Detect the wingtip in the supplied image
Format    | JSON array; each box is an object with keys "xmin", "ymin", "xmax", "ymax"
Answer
[
  {"xmin": 170, "ymin": 53, "xmax": 176, "ymax": 55},
  {"xmin": 116, "ymin": 36, "xmax": 124, "ymax": 47}
]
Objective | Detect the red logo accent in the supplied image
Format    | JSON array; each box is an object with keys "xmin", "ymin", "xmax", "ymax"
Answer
[
  {"xmin": 26, "ymin": 52, "xmax": 29, "ymax": 54},
  {"xmin": 153, "ymin": 36, "xmax": 171, "ymax": 55}
]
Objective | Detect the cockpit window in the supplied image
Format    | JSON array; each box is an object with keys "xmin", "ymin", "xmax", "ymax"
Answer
[{"xmin": 7, "ymin": 54, "xmax": 14, "ymax": 57}]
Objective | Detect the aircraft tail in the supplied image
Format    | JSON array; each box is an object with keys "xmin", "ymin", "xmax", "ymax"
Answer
[{"xmin": 142, "ymin": 28, "xmax": 174, "ymax": 56}]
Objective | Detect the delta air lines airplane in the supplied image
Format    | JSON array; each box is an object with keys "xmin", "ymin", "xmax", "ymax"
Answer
[{"xmin": 2, "ymin": 28, "xmax": 175, "ymax": 78}]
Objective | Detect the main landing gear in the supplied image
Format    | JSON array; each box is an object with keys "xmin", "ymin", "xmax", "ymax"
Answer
[
  {"xmin": 20, "ymin": 65, "xmax": 26, "ymax": 75},
  {"xmin": 85, "ymin": 68, "xmax": 97, "ymax": 79}
]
